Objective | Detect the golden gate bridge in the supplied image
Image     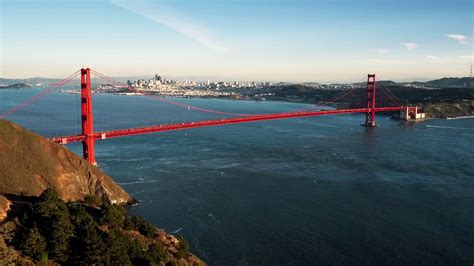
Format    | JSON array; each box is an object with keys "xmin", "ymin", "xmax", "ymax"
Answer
[{"xmin": 0, "ymin": 68, "xmax": 414, "ymax": 166}]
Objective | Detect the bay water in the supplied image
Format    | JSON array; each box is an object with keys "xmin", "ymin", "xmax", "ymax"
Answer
[{"xmin": 2, "ymin": 89, "xmax": 473, "ymax": 265}]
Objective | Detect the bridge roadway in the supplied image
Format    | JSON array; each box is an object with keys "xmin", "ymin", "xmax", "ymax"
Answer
[{"xmin": 49, "ymin": 107, "xmax": 406, "ymax": 144}]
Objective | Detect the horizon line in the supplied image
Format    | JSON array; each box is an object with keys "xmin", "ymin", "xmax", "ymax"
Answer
[{"xmin": 1, "ymin": 74, "xmax": 472, "ymax": 85}]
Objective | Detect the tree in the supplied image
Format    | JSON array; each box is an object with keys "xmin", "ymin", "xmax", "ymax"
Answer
[
  {"xmin": 72, "ymin": 217, "xmax": 106, "ymax": 264},
  {"xmin": 68, "ymin": 203, "xmax": 95, "ymax": 227},
  {"xmin": 103, "ymin": 228, "xmax": 132, "ymax": 265},
  {"xmin": 33, "ymin": 189, "xmax": 64, "ymax": 218},
  {"xmin": 147, "ymin": 242, "xmax": 166, "ymax": 264},
  {"xmin": 47, "ymin": 207, "xmax": 74, "ymax": 262},
  {"xmin": 83, "ymin": 194, "xmax": 101, "ymax": 206},
  {"xmin": 130, "ymin": 216, "xmax": 156, "ymax": 238},
  {"xmin": 32, "ymin": 189, "xmax": 74, "ymax": 262},
  {"xmin": 19, "ymin": 225, "xmax": 47, "ymax": 261},
  {"xmin": 99, "ymin": 202, "xmax": 126, "ymax": 228},
  {"xmin": 123, "ymin": 216, "xmax": 134, "ymax": 231},
  {"xmin": 14, "ymin": 189, "xmax": 187, "ymax": 265},
  {"xmin": 67, "ymin": 204, "xmax": 106, "ymax": 264},
  {"xmin": 128, "ymin": 238, "xmax": 148, "ymax": 265}
]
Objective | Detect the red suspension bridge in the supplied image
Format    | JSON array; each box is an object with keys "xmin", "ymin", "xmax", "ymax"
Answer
[{"xmin": 1, "ymin": 68, "xmax": 415, "ymax": 165}]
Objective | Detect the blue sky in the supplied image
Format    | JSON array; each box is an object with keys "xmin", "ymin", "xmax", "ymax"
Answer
[{"xmin": 1, "ymin": 0, "xmax": 472, "ymax": 82}]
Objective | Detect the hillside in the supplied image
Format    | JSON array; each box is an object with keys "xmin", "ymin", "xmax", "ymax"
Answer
[
  {"xmin": 0, "ymin": 78, "xmax": 59, "ymax": 86},
  {"xmin": 422, "ymin": 101, "xmax": 474, "ymax": 118},
  {"xmin": 0, "ymin": 83, "xmax": 31, "ymax": 89},
  {"xmin": 425, "ymin": 77, "xmax": 474, "ymax": 88},
  {"xmin": 0, "ymin": 119, "xmax": 132, "ymax": 204}
]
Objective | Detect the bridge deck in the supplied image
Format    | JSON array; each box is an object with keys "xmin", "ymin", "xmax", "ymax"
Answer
[{"xmin": 49, "ymin": 107, "xmax": 406, "ymax": 144}]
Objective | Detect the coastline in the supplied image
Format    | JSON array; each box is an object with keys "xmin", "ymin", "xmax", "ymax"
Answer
[
  {"xmin": 12, "ymin": 87, "xmax": 473, "ymax": 119},
  {"xmin": 102, "ymin": 93, "xmax": 474, "ymax": 120}
]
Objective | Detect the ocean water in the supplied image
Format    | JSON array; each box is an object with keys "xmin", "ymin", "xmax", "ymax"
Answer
[{"xmin": 2, "ymin": 89, "xmax": 473, "ymax": 265}]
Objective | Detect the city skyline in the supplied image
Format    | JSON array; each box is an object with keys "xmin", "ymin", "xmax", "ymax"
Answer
[{"xmin": 1, "ymin": 0, "xmax": 472, "ymax": 82}]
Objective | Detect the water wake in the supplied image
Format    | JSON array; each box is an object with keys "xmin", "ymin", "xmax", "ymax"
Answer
[
  {"xmin": 426, "ymin": 125, "xmax": 474, "ymax": 130},
  {"xmin": 118, "ymin": 180, "xmax": 159, "ymax": 186}
]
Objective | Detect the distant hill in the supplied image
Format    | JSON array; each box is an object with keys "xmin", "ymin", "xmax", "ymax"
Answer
[
  {"xmin": 424, "ymin": 77, "xmax": 474, "ymax": 88},
  {"xmin": 0, "ymin": 77, "xmax": 60, "ymax": 86},
  {"xmin": 0, "ymin": 83, "xmax": 31, "ymax": 89},
  {"xmin": 353, "ymin": 78, "xmax": 473, "ymax": 89}
]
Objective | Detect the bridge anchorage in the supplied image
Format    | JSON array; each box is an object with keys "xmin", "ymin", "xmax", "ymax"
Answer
[{"xmin": 42, "ymin": 68, "xmax": 412, "ymax": 165}]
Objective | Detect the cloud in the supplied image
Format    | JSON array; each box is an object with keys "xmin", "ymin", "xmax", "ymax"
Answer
[
  {"xmin": 444, "ymin": 34, "xmax": 470, "ymax": 45},
  {"xmin": 377, "ymin": 48, "xmax": 390, "ymax": 55},
  {"xmin": 362, "ymin": 54, "xmax": 472, "ymax": 66},
  {"xmin": 400, "ymin": 42, "xmax": 418, "ymax": 51},
  {"xmin": 110, "ymin": 0, "xmax": 228, "ymax": 52},
  {"xmin": 364, "ymin": 59, "xmax": 416, "ymax": 65},
  {"xmin": 422, "ymin": 54, "xmax": 472, "ymax": 64}
]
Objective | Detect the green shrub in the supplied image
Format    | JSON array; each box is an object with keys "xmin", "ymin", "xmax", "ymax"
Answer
[
  {"xmin": 130, "ymin": 216, "xmax": 156, "ymax": 238},
  {"xmin": 103, "ymin": 228, "xmax": 133, "ymax": 265},
  {"xmin": 38, "ymin": 253, "xmax": 48, "ymax": 263},
  {"xmin": 69, "ymin": 213, "xmax": 105, "ymax": 264},
  {"xmin": 123, "ymin": 216, "xmax": 134, "ymax": 231},
  {"xmin": 83, "ymin": 194, "xmax": 101, "ymax": 205},
  {"xmin": 19, "ymin": 226, "xmax": 46, "ymax": 261},
  {"xmin": 32, "ymin": 189, "xmax": 74, "ymax": 263},
  {"xmin": 147, "ymin": 242, "xmax": 166, "ymax": 263},
  {"xmin": 99, "ymin": 202, "xmax": 126, "ymax": 228}
]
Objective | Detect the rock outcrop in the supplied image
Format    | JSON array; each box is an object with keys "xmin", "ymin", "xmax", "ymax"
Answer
[
  {"xmin": 0, "ymin": 196, "xmax": 10, "ymax": 222},
  {"xmin": 0, "ymin": 119, "xmax": 132, "ymax": 204}
]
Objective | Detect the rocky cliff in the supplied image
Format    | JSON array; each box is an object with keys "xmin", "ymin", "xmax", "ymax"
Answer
[
  {"xmin": 0, "ymin": 119, "xmax": 132, "ymax": 204},
  {"xmin": 0, "ymin": 196, "xmax": 10, "ymax": 222}
]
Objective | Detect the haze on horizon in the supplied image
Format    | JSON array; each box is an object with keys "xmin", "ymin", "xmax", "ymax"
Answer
[{"xmin": 1, "ymin": 0, "xmax": 472, "ymax": 83}]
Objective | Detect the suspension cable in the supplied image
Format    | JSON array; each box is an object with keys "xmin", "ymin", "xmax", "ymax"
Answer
[{"xmin": 0, "ymin": 70, "xmax": 81, "ymax": 118}]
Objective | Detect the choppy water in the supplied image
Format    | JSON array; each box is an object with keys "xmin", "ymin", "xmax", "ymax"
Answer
[{"xmin": 2, "ymin": 89, "xmax": 474, "ymax": 265}]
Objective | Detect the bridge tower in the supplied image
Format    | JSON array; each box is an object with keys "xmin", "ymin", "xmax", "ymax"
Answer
[
  {"xmin": 80, "ymin": 68, "xmax": 97, "ymax": 165},
  {"xmin": 364, "ymin": 74, "xmax": 377, "ymax": 127}
]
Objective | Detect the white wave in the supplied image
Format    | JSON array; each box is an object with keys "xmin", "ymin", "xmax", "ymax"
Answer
[
  {"xmin": 446, "ymin": 115, "xmax": 474, "ymax": 120},
  {"xmin": 154, "ymin": 169, "xmax": 171, "ymax": 173},
  {"xmin": 171, "ymin": 226, "xmax": 183, "ymax": 234},
  {"xmin": 106, "ymin": 157, "xmax": 152, "ymax": 162},
  {"xmin": 118, "ymin": 180, "xmax": 159, "ymax": 186},
  {"xmin": 426, "ymin": 125, "xmax": 474, "ymax": 130}
]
